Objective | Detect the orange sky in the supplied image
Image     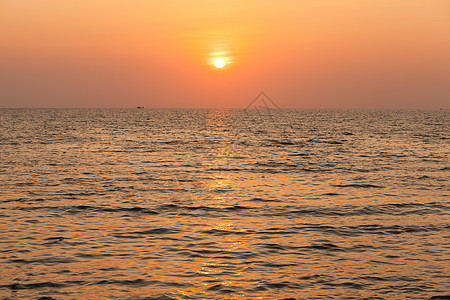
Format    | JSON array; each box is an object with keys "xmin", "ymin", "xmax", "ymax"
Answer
[{"xmin": 1, "ymin": 0, "xmax": 449, "ymax": 108}]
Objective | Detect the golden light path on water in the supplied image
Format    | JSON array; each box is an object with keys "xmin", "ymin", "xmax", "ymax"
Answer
[{"xmin": 0, "ymin": 109, "xmax": 448, "ymax": 299}]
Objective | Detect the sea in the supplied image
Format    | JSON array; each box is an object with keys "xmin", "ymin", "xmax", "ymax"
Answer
[{"xmin": 0, "ymin": 109, "xmax": 448, "ymax": 300}]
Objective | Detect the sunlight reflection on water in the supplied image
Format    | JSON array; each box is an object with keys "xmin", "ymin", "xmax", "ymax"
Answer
[{"xmin": 0, "ymin": 108, "xmax": 448, "ymax": 299}]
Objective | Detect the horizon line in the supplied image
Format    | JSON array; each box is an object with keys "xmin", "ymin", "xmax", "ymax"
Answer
[{"xmin": 0, "ymin": 107, "xmax": 448, "ymax": 110}]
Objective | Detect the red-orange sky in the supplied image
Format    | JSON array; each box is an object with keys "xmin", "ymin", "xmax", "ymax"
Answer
[{"xmin": 1, "ymin": 0, "xmax": 449, "ymax": 108}]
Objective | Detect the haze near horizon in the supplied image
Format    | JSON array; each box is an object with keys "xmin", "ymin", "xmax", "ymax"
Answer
[{"xmin": 1, "ymin": 0, "xmax": 449, "ymax": 109}]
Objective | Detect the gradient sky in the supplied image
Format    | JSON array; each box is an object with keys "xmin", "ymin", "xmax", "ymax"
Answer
[{"xmin": 1, "ymin": 0, "xmax": 449, "ymax": 108}]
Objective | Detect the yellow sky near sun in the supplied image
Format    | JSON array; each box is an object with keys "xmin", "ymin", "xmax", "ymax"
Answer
[{"xmin": 1, "ymin": 0, "xmax": 449, "ymax": 108}]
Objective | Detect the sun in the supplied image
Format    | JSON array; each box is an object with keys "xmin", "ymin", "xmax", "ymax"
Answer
[{"xmin": 213, "ymin": 57, "xmax": 226, "ymax": 69}]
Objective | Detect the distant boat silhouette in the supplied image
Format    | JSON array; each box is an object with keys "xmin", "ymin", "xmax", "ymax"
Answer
[{"xmin": 137, "ymin": 106, "xmax": 144, "ymax": 109}]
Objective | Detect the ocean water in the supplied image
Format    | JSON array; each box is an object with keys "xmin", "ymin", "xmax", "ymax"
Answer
[{"xmin": 0, "ymin": 108, "xmax": 448, "ymax": 300}]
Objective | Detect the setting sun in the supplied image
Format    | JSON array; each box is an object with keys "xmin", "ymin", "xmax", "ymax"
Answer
[
  {"xmin": 213, "ymin": 57, "xmax": 226, "ymax": 69},
  {"xmin": 1, "ymin": 1, "xmax": 449, "ymax": 299}
]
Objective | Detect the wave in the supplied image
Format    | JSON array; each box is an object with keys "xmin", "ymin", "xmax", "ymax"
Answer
[{"xmin": 332, "ymin": 183, "xmax": 384, "ymax": 188}]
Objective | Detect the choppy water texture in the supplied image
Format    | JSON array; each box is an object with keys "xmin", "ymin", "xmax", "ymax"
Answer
[{"xmin": 0, "ymin": 109, "xmax": 449, "ymax": 300}]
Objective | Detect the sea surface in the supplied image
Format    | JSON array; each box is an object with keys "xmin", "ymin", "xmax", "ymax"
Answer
[{"xmin": 0, "ymin": 109, "xmax": 449, "ymax": 300}]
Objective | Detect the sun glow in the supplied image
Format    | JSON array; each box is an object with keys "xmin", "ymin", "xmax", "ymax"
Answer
[{"xmin": 213, "ymin": 57, "xmax": 226, "ymax": 69}]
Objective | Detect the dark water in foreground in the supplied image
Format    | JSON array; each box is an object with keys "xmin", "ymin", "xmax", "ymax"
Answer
[{"xmin": 0, "ymin": 109, "xmax": 449, "ymax": 300}]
